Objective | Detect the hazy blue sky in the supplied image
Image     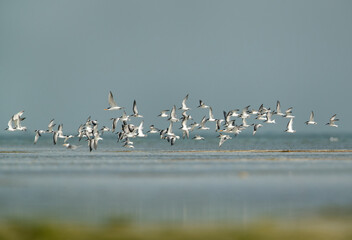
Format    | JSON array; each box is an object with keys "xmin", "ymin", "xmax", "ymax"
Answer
[{"xmin": 1, "ymin": 0, "xmax": 351, "ymax": 134}]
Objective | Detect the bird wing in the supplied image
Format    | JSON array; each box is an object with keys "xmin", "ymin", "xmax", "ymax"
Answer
[
  {"xmin": 287, "ymin": 118, "xmax": 293, "ymax": 131},
  {"xmin": 276, "ymin": 101, "xmax": 281, "ymax": 113},
  {"xmin": 138, "ymin": 121, "xmax": 144, "ymax": 132},
  {"xmin": 267, "ymin": 111, "xmax": 272, "ymax": 121},
  {"xmin": 310, "ymin": 111, "xmax": 314, "ymax": 121},
  {"xmin": 13, "ymin": 111, "xmax": 24, "ymax": 121},
  {"xmin": 219, "ymin": 136, "xmax": 225, "ymax": 147},
  {"xmin": 48, "ymin": 119, "xmax": 55, "ymax": 128},
  {"xmin": 108, "ymin": 91, "xmax": 117, "ymax": 108},
  {"xmin": 200, "ymin": 116, "xmax": 207, "ymax": 126},
  {"xmin": 7, "ymin": 118, "xmax": 13, "ymax": 129},
  {"xmin": 209, "ymin": 107, "xmax": 214, "ymax": 119},
  {"xmin": 133, "ymin": 100, "xmax": 138, "ymax": 114},
  {"xmin": 182, "ymin": 94, "xmax": 189, "ymax": 108},
  {"xmin": 34, "ymin": 132, "xmax": 40, "ymax": 144},
  {"xmin": 170, "ymin": 105, "xmax": 176, "ymax": 118},
  {"xmin": 53, "ymin": 132, "xmax": 58, "ymax": 145}
]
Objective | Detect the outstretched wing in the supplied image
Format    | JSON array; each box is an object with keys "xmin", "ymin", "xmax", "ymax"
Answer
[{"xmin": 108, "ymin": 91, "xmax": 117, "ymax": 108}]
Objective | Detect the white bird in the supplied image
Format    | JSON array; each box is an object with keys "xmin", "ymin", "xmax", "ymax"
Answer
[
  {"xmin": 166, "ymin": 135, "xmax": 180, "ymax": 146},
  {"xmin": 180, "ymin": 118, "xmax": 190, "ymax": 139},
  {"xmin": 218, "ymin": 134, "xmax": 232, "ymax": 147},
  {"xmin": 241, "ymin": 117, "xmax": 250, "ymax": 128},
  {"xmin": 147, "ymin": 125, "xmax": 160, "ymax": 134},
  {"xmin": 159, "ymin": 129, "xmax": 167, "ymax": 139},
  {"xmin": 264, "ymin": 110, "xmax": 276, "ymax": 124},
  {"xmin": 273, "ymin": 101, "xmax": 285, "ymax": 116},
  {"xmin": 77, "ymin": 124, "xmax": 85, "ymax": 141},
  {"xmin": 168, "ymin": 105, "xmax": 179, "ymax": 122},
  {"xmin": 137, "ymin": 121, "xmax": 147, "ymax": 137},
  {"xmin": 208, "ymin": 107, "xmax": 216, "ymax": 122},
  {"xmin": 181, "ymin": 110, "xmax": 192, "ymax": 121},
  {"xmin": 256, "ymin": 113, "xmax": 267, "ymax": 121},
  {"xmin": 230, "ymin": 109, "xmax": 240, "ymax": 118},
  {"xmin": 284, "ymin": 107, "xmax": 295, "ymax": 119},
  {"xmin": 119, "ymin": 111, "xmax": 130, "ymax": 122},
  {"xmin": 221, "ymin": 122, "xmax": 243, "ymax": 136},
  {"xmin": 305, "ymin": 111, "xmax": 317, "ymax": 125},
  {"xmin": 12, "ymin": 111, "xmax": 27, "ymax": 131},
  {"xmin": 131, "ymin": 100, "xmax": 143, "ymax": 118},
  {"xmin": 198, "ymin": 116, "xmax": 209, "ymax": 130},
  {"xmin": 34, "ymin": 130, "xmax": 45, "ymax": 144},
  {"xmin": 197, "ymin": 100, "xmax": 209, "ymax": 109},
  {"xmin": 326, "ymin": 114, "xmax": 339, "ymax": 127},
  {"xmin": 223, "ymin": 111, "xmax": 232, "ymax": 126},
  {"xmin": 104, "ymin": 91, "xmax": 123, "ymax": 111},
  {"xmin": 93, "ymin": 132, "xmax": 103, "ymax": 150},
  {"xmin": 100, "ymin": 126, "xmax": 111, "ymax": 135},
  {"xmin": 158, "ymin": 110, "xmax": 169, "ymax": 118},
  {"xmin": 63, "ymin": 143, "xmax": 79, "ymax": 150},
  {"xmin": 285, "ymin": 118, "xmax": 296, "ymax": 133},
  {"xmin": 179, "ymin": 94, "xmax": 190, "ymax": 111},
  {"xmin": 239, "ymin": 106, "xmax": 250, "ymax": 119},
  {"xmin": 189, "ymin": 122, "xmax": 200, "ymax": 132},
  {"xmin": 53, "ymin": 124, "xmax": 63, "ymax": 145},
  {"xmin": 123, "ymin": 141, "xmax": 135, "ymax": 149},
  {"xmin": 193, "ymin": 135, "xmax": 205, "ymax": 140},
  {"xmin": 252, "ymin": 124, "xmax": 263, "ymax": 136},
  {"xmin": 63, "ymin": 135, "xmax": 75, "ymax": 143},
  {"xmin": 215, "ymin": 119, "xmax": 224, "ymax": 132},
  {"xmin": 110, "ymin": 118, "xmax": 120, "ymax": 132},
  {"xmin": 47, "ymin": 119, "xmax": 56, "ymax": 133}
]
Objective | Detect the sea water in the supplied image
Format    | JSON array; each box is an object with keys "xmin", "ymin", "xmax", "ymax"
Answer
[{"xmin": 0, "ymin": 132, "xmax": 352, "ymax": 224}]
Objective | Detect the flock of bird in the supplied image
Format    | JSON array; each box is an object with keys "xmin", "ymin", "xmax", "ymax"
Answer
[{"xmin": 5, "ymin": 92, "xmax": 340, "ymax": 151}]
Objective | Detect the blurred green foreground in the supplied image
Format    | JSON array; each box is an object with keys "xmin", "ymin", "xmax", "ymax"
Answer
[{"xmin": 0, "ymin": 217, "xmax": 351, "ymax": 240}]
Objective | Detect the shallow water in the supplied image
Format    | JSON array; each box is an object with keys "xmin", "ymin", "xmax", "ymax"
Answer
[{"xmin": 0, "ymin": 133, "xmax": 352, "ymax": 224}]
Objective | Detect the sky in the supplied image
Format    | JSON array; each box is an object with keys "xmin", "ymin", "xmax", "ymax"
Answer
[{"xmin": 1, "ymin": 0, "xmax": 351, "ymax": 134}]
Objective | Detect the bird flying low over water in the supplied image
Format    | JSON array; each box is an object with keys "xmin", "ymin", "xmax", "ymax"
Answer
[
  {"xmin": 168, "ymin": 105, "xmax": 179, "ymax": 122},
  {"xmin": 104, "ymin": 91, "xmax": 123, "ymax": 111},
  {"xmin": 63, "ymin": 143, "xmax": 79, "ymax": 150},
  {"xmin": 147, "ymin": 125, "xmax": 160, "ymax": 134},
  {"xmin": 47, "ymin": 119, "xmax": 56, "ymax": 133},
  {"xmin": 305, "ymin": 111, "xmax": 317, "ymax": 125},
  {"xmin": 284, "ymin": 107, "xmax": 295, "ymax": 119},
  {"xmin": 326, "ymin": 114, "xmax": 339, "ymax": 127},
  {"xmin": 179, "ymin": 94, "xmax": 190, "ymax": 111},
  {"xmin": 34, "ymin": 130, "xmax": 45, "ymax": 144},
  {"xmin": 193, "ymin": 135, "xmax": 205, "ymax": 140},
  {"xmin": 285, "ymin": 118, "xmax": 296, "ymax": 133},
  {"xmin": 218, "ymin": 134, "xmax": 232, "ymax": 147},
  {"xmin": 273, "ymin": 101, "xmax": 285, "ymax": 116},
  {"xmin": 252, "ymin": 124, "xmax": 263, "ymax": 136},
  {"xmin": 198, "ymin": 116, "xmax": 209, "ymax": 130},
  {"xmin": 137, "ymin": 121, "xmax": 147, "ymax": 137},
  {"xmin": 53, "ymin": 124, "xmax": 63, "ymax": 145},
  {"xmin": 208, "ymin": 107, "xmax": 216, "ymax": 122},
  {"xmin": 264, "ymin": 110, "xmax": 276, "ymax": 124},
  {"xmin": 197, "ymin": 100, "xmax": 209, "ymax": 109},
  {"xmin": 131, "ymin": 100, "xmax": 143, "ymax": 118},
  {"xmin": 5, "ymin": 94, "xmax": 343, "ymax": 151},
  {"xmin": 158, "ymin": 110, "xmax": 169, "ymax": 118},
  {"xmin": 5, "ymin": 111, "xmax": 27, "ymax": 132}
]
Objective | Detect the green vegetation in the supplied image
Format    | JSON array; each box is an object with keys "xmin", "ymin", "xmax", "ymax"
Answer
[{"xmin": 0, "ymin": 217, "xmax": 351, "ymax": 240}]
